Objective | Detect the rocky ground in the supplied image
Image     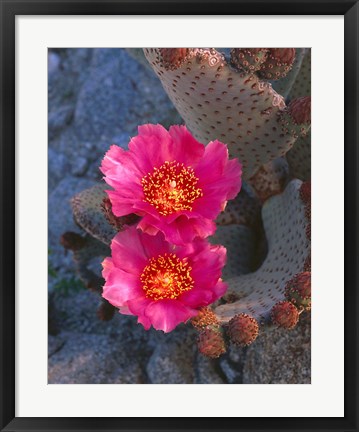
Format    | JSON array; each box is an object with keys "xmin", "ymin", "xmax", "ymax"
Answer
[{"xmin": 48, "ymin": 48, "xmax": 311, "ymax": 384}]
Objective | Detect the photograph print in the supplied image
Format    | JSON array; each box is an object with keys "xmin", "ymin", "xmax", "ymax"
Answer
[{"xmin": 48, "ymin": 48, "xmax": 311, "ymax": 384}]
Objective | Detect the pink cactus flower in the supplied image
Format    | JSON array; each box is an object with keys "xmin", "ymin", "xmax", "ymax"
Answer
[
  {"xmin": 102, "ymin": 225, "xmax": 227, "ymax": 332},
  {"xmin": 101, "ymin": 124, "xmax": 242, "ymax": 245}
]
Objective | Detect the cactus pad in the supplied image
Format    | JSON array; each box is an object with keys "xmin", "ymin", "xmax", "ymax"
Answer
[
  {"xmin": 286, "ymin": 132, "xmax": 311, "ymax": 181},
  {"xmin": 210, "ymin": 224, "xmax": 257, "ymax": 279},
  {"xmin": 144, "ymin": 48, "xmax": 303, "ymax": 179},
  {"xmin": 289, "ymin": 49, "xmax": 311, "ymax": 100},
  {"xmin": 214, "ymin": 180, "xmax": 310, "ymax": 324}
]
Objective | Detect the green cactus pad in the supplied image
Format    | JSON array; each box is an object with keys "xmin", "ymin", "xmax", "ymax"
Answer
[
  {"xmin": 289, "ymin": 49, "xmax": 311, "ymax": 100},
  {"xmin": 214, "ymin": 180, "xmax": 310, "ymax": 324},
  {"xmin": 143, "ymin": 48, "xmax": 300, "ymax": 179},
  {"xmin": 286, "ymin": 132, "xmax": 311, "ymax": 181},
  {"xmin": 230, "ymin": 48, "xmax": 269, "ymax": 73},
  {"xmin": 71, "ymin": 184, "xmax": 118, "ymax": 245},
  {"xmin": 272, "ymin": 48, "xmax": 307, "ymax": 99}
]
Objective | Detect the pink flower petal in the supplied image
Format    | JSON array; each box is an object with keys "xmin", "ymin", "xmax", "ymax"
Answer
[
  {"xmin": 103, "ymin": 230, "xmax": 226, "ymax": 332},
  {"xmin": 127, "ymin": 296, "xmax": 152, "ymax": 317},
  {"xmin": 102, "ymin": 267, "xmax": 142, "ymax": 308},
  {"xmin": 179, "ymin": 288, "xmax": 214, "ymax": 308},
  {"xmin": 138, "ymin": 212, "xmax": 216, "ymax": 245},
  {"xmin": 144, "ymin": 299, "xmax": 198, "ymax": 333},
  {"xmin": 110, "ymin": 227, "xmax": 147, "ymax": 273},
  {"xmin": 212, "ymin": 280, "xmax": 228, "ymax": 299},
  {"xmin": 168, "ymin": 125, "xmax": 205, "ymax": 164}
]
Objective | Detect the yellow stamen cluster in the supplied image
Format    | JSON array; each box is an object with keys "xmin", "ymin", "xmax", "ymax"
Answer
[
  {"xmin": 140, "ymin": 253, "xmax": 194, "ymax": 301},
  {"xmin": 142, "ymin": 161, "xmax": 203, "ymax": 215}
]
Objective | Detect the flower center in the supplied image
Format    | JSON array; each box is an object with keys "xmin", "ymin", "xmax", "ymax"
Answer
[
  {"xmin": 140, "ymin": 253, "xmax": 194, "ymax": 301},
  {"xmin": 141, "ymin": 161, "xmax": 203, "ymax": 215}
]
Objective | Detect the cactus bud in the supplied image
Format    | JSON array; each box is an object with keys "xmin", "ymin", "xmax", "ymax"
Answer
[
  {"xmin": 198, "ymin": 327, "xmax": 226, "ymax": 358},
  {"xmin": 191, "ymin": 307, "xmax": 219, "ymax": 329},
  {"xmin": 60, "ymin": 231, "xmax": 87, "ymax": 251},
  {"xmin": 288, "ymin": 96, "xmax": 311, "ymax": 125},
  {"xmin": 271, "ymin": 301, "xmax": 299, "ymax": 329},
  {"xmin": 230, "ymin": 48, "xmax": 268, "ymax": 73},
  {"xmin": 159, "ymin": 48, "xmax": 190, "ymax": 70},
  {"xmin": 228, "ymin": 313, "xmax": 259, "ymax": 346},
  {"xmin": 285, "ymin": 272, "xmax": 311, "ymax": 311},
  {"xmin": 259, "ymin": 48, "xmax": 296, "ymax": 80}
]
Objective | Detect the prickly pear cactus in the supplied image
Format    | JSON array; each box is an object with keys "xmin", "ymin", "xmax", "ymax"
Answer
[
  {"xmin": 62, "ymin": 47, "xmax": 311, "ymax": 360},
  {"xmin": 143, "ymin": 48, "xmax": 310, "ymax": 179}
]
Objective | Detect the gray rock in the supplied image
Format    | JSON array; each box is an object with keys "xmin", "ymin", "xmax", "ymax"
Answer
[
  {"xmin": 48, "ymin": 52, "xmax": 61, "ymax": 75},
  {"xmin": 219, "ymin": 358, "xmax": 242, "ymax": 384},
  {"xmin": 194, "ymin": 354, "xmax": 225, "ymax": 384},
  {"xmin": 71, "ymin": 156, "xmax": 88, "ymax": 176},
  {"xmin": 48, "ymin": 332, "xmax": 146, "ymax": 384},
  {"xmin": 48, "ymin": 334, "xmax": 65, "ymax": 357},
  {"xmin": 48, "ymin": 49, "xmax": 92, "ymax": 115},
  {"xmin": 146, "ymin": 326, "xmax": 197, "ymax": 384},
  {"xmin": 48, "ymin": 105, "xmax": 74, "ymax": 140},
  {"xmin": 242, "ymin": 315, "xmax": 311, "ymax": 384},
  {"xmin": 48, "ymin": 148, "xmax": 70, "ymax": 192},
  {"xmin": 74, "ymin": 49, "xmax": 181, "ymax": 141},
  {"xmin": 217, "ymin": 345, "xmax": 247, "ymax": 383}
]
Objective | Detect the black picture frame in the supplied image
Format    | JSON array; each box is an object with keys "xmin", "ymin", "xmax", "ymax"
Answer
[{"xmin": 1, "ymin": 1, "xmax": 357, "ymax": 431}]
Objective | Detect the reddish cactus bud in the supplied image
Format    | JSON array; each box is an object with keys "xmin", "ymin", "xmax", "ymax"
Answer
[
  {"xmin": 97, "ymin": 300, "xmax": 116, "ymax": 321},
  {"xmin": 271, "ymin": 48, "xmax": 296, "ymax": 65},
  {"xmin": 288, "ymin": 96, "xmax": 311, "ymax": 125},
  {"xmin": 228, "ymin": 313, "xmax": 259, "ymax": 346},
  {"xmin": 60, "ymin": 231, "xmax": 87, "ymax": 251},
  {"xmin": 271, "ymin": 301, "xmax": 299, "ymax": 329},
  {"xmin": 230, "ymin": 48, "xmax": 268, "ymax": 73},
  {"xmin": 259, "ymin": 48, "xmax": 296, "ymax": 80},
  {"xmin": 285, "ymin": 272, "xmax": 311, "ymax": 311},
  {"xmin": 198, "ymin": 327, "xmax": 226, "ymax": 358},
  {"xmin": 191, "ymin": 307, "xmax": 219, "ymax": 329},
  {"xmin": 159, "ymin": 48, "xmax": 190, "ymax": 70}
]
